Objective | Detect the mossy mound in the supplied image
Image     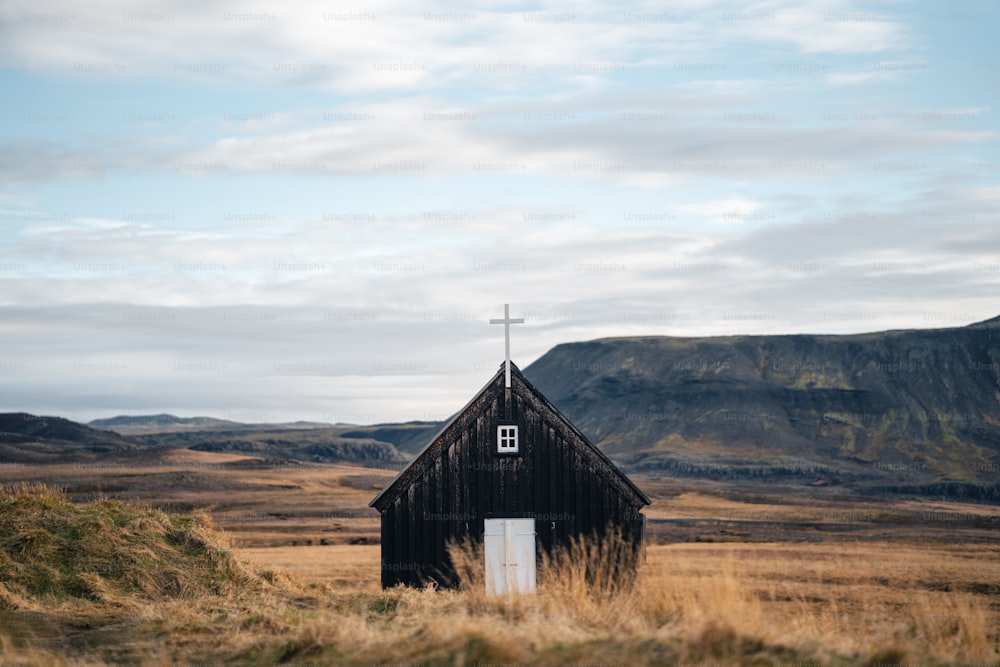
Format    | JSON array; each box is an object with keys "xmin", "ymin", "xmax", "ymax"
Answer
[{"xmin": 0, "ymin": 484, "xmax": 267, "ymax": 609}]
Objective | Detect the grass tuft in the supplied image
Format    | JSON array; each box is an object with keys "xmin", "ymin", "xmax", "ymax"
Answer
[{"xmin": 0, "ymin": 483, "xmax": 273, "ymax": 610}]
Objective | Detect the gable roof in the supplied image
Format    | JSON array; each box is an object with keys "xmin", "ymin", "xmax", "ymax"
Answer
[{"xmin": 370, "ymin": 361, "xmax": 650, "ymax": 510}]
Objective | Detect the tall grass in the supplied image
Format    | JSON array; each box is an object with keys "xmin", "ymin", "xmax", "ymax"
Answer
[
  {"xmin": 1, "ymin": 486, "xmax": 996, "ymax": 665},
  {"xmin": 441, "ymin": 532, "xmax": 997, "ymax": 666},
  {"xmin": 442, "ymin": 529, "xmax": 776, "ymax": 662}
]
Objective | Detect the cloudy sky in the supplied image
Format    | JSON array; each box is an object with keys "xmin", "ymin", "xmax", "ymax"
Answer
[{"xmin": 1, "ymin": 0, "xmax": 998, "ymax": 425}]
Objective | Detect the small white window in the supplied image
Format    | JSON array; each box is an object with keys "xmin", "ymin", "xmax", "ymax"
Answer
[{"xmin": 497, "ymin": 425, "xmax": 519, "ymax": 453}]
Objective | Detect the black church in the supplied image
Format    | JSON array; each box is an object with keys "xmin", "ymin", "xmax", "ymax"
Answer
[{"xmin": 370, "ymin": 353, "xmax": 650, "ymax": 591}]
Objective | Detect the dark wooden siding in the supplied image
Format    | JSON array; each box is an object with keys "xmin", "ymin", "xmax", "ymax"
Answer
[{"xmin": 376, "ymin": 366, "xmax": 648, "ymax": 589}]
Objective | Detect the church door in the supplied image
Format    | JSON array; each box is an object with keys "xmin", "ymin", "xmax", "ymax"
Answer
[{"xmin": 483, "ymin": 518, "xmax": 536, "ymax": 595}]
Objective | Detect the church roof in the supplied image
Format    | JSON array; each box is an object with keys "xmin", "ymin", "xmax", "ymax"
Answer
[{"xmin": 370, "ymin": 360, "xmax": 651, "ymax": 510}]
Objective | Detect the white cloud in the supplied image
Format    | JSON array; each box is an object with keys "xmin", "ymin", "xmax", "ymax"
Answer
[
  {"xmin": 0, "ymin": 0, "xmax": 910, "ymax": 93},
  {"xmin": 8, "ymin": 93, "xmax": 986, "ymax": 186},
  {"xmin": 825, "ymin": 70, "xmax": 897, "ymax": 87},
  {"xmin": 676, "ymin": 197, "xmax": 765, "ymax": 226},
  {"xmin": 737, "ymin": 5, "xmax": 904, "ymax": 54},
  {"xmin": 1, "ymin": 0, "xmax": 998, "ymax": 422}
]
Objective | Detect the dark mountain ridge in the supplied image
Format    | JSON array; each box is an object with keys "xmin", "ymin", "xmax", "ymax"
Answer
[
  {"xmin": 1, "ymin": 413, "xmax": 135, "ymax": 446},
  {"xmin": 0, "ymin": 412, "xmax": 137, "ymax": 463},
  {"xmin": 523, "ymin": 316, "xmax": 1000, "ymax": 485}
]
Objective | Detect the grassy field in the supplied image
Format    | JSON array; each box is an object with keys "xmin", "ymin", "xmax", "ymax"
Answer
[
  {"xmin": 239, "ymin": 541, "xmax": 1000, "ymax": 665},
  {"xmin": 0, "ymin": 459, "xmax": 998, "ymax": 665}
]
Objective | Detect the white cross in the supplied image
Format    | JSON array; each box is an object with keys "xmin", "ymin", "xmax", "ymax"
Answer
[{"xmin": 490, "ymin": 303, "xmax": 524, "ymax": 388}]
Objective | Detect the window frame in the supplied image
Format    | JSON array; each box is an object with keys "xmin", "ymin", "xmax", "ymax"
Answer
[{"xmin": 496, "ymin": 424, "xmax": 519, "ymax": 454}]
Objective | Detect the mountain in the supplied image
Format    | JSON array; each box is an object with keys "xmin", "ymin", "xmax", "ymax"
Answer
[
  {"xmin": 89, "ymin": 414, "xmax": 334, "ymax": 435},
  {"xmin": 523, "ymin": 316, "xmax": 1000, "ymax": 485},
  {"xmin": 967, "ymin": 314, "xmax": 1000, "ymax": 328},
  {"xmin": 0, "ymin": 412, "xmax": 138, "ymax": 463}
]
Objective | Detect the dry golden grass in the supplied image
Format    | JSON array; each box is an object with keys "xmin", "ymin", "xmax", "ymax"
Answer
[
  {"xmin": 2, "ymin": 470, "xmax": 999, "ymax": 665},
  {"xmin": 640, "ymin": 543, "xmax": 1000, "ymax": 664},
  {"xmin": 3, "ymin": 532, "xmax": 999, "ymax": 665},
  {"xmin": 427, "ymin": 536, "xmax": 998, "ymax": 666},
  {"xmin": 242, "ymin": 544, "xmax": 382, "ymax": 592},
  {"xmin": 141, "ymin": 536, "xmax": 989, "ymax": 665}
]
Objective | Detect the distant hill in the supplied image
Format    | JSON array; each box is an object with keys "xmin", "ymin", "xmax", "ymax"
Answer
[
  {"xmin": 89, "ymin": 414, "xmax": 334, "ymax": 435},
  {"xmin": 337, "ymin": 422, "xmax": 443, "ymax": 455},
  {"xmin": 0, "ymin": 412, "xmax": 137, "ymax": 463},
  {"xmin": 524, "ymin": 316, "xmax": 1000, "ymax": 486},
  {"xmin": 1, "ymin": 413, "xmax": 408, "ymax": 467},
  {"xmin": 89, "ymin": 415, "xmax": 443, "ymax": 455},
  {"xmin": 133, "ymin": 428, "xmax": 409, "ymax": 467}
]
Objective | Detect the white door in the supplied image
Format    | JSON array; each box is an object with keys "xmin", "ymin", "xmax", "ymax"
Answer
[{"xmin": 483, "ymin": 518, "xmax": 536, "ymax": 595}]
